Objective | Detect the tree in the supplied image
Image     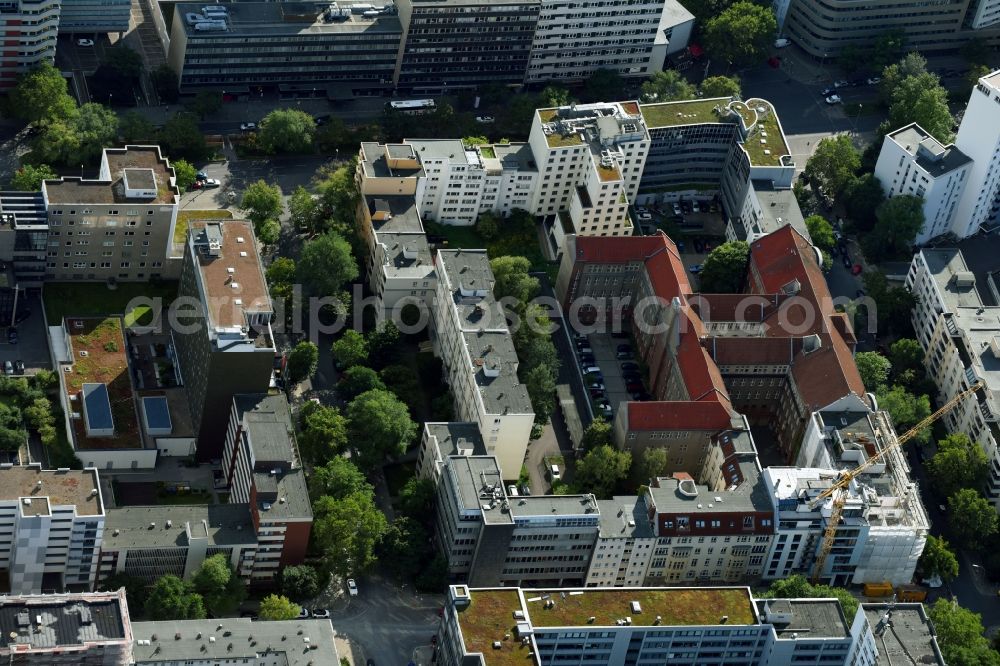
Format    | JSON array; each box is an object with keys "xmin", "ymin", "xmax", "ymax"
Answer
[
  {"xmin": 540, "ymin": 85, "xmax": 572, "ymax": 107},
  {"xmin": 258, "ymin": 594, "xmax": 301, "ymax": 621},
  {"xmin": 855, "ymin": 351, "xmax": 891, "ymax": 391},
  {"xmin": 119, "ymin": 110, "xmax": 157, "ymax": 143},
  {"xmin": 10, "ymin": 62, "xmax": 77, "ymax": 124},
  {"xmin": 145, "ymin": 575, "xmax": 205, "ymax": 620},
  {"xmin": 97, "ymin": 572, "xmax": 146, "ymax": 602},
  {"xmin": 641, "ymin": 70, "xmax": 697, "ymax": 103},
  {"xmin": 332, "ymin": 330, "xmax": 368, "ymax": 370},
  {"xmin": 240, "ymin": 180, "xmax": 284, "ymax": 228},
  {"xmin": 346, "ymin": 389, "xmax": 417, "ymax": 470},
  {"xmin": 297, "ymin": 232, "xmax": 359, "ymax": 296},
  {"xmin": 699, "ymin": 241, "xmax": 749, "ymax": 293},
  {"xmin": 76, "ymin": 103, "xmax": 128, "ymax": 162},
  {"xmin": 279, "ymin": 565, "xmax": 321, "ymax": 602},
  {"xmin": 186, "ymin": 89, "xmax": 222, "ymax": 119},
  {"xmin": 928, "ymin": 433, "xmax": 988, "ymax": 499},
  {"xmin": 965, "ymin": 64, "xmax": 992, "ymax": 97},
  {"xmin": 258, "ymin": 108, "xmax": 316, "ymax": 154},
  {"xmin": 266, "ymin": 256, "xmax": 297, "ymax": 299},
  {"xmin": 523, "ymin": 364, "xmax": 557, "ymax": 425},
  {"xmin": 861, "ymin": 270, "xmax": 917, "ymax": 337},
  {"xmin": 151, "ymin": 64, "xmax": 179, "ymax": 103},
  {"xmin": 397, "ymin": 476, "xmax": 436, "ymax": 522},
  {"xmin": 258, "ymin": 219, "xmax": 281, "ymax": 246},
  {"xmin": 805, "ymin": 135, "xmax": 860, "ymax": 197},
  {"xmin": 490, "ymin": 255, "xmax": 539, "ymax": 303},
  {"xmin": 574, "ymin": 445, "xmax": 631, "ymax": 498},
  {"xmin": 804, "ymin": 215, "xmax": 835, "ymax": 252},
  {"xmin": 299, "ymin": 402, "xmax": 348, "ymax": 464},
  {"xmin": 9, "ymin": 164, "xmax": 56, "ymax": 190},
  {"xmin": 476, "ymin": 211, "xmax": 500, "ymax": 240},
  {"xmin": 842, "ymin": 173, "xmax": 884, "ymax": 232},
  {"xmin": 103, "ymin": 45, "xmax": 143, "ymax": 79},
  {"xmin": 315, "ymin": 160, "xmax": 360, "ymax": 226},
  {"xmin": 949, "ymin": 488, "xmax": 998, "ymax": 549},
  {"xmin": 863, "ymin": 195, "xmax": 924, "ymax": 261},
  {"xmin": 582, "ymin": 68, "xmax": 625, "ymax": 102},
  {"xmin": 581, "ymin": 417, "xmax": 613, "ymax": 451},
  {"xmin": 367, "ymin": 321, "xmax": 401, "ymax": 368},
  {"xmin": 928, "ymin": 598, "xmax": 1000, "ymax": 666},
  {"xmin": 704, "ymin": 1, "xmax": 777, "ymax": 67},
  {"xmin": 159, "ymin": 112, "xmax": 208, "ymax": 161},
  {"xmin": 917, "ymin": 534, "xmax": 959, "ymax": 583},
  {"xmin": 700, "ymin": 75, "xmax": 741, "ymax": 99},
  {"xmin": 33, "ymin": 119, "xmax": 80, "ymax": 166},
  {"xmin": 639, "ymin": 447, "xmax": 669, "ymax": 483},
  {"xmin": 379, "ymin": 516, "xmax": 431, "ymax": 579},
  {"xmin": 286, "ymin": 341, "xmax": 319, "ymax": 384},
  {"xmin": 888, "ymin": 73, "xmax": 954, "ymax": 143},
  {"xmin": 880, "ymin": 52, "xmax": 928, "ymax": 103},
  {"xmin": 171, "ymin": 158, "xmax": 197, "ymax": 192},
  {"xmin": 311, "ymin": 456, "xmax": 372, "ymax": 500},
  {"xmin": 876, "ymin": 385, "xmax": 931, "ymax": 444},
  {"xmin": 763, "ymin": 575, "xmax": 859, "ymax": 617},
  {"xmin": 191, "ymin": 553, "xmax": 246, "ymax": 616},
  {"xmin": 416, "ymin": 554, "xmax": 448, "ymax": 592},
  {"xmin": 888, "ymin": 338, "xmax": 923, "ymax": 376},
  {"xmin": 338, "ymin": 365, "xmax": 385, "ymax": 401},
  {"xmin": 312, "ymin": 491, "xmax": 388, "ymax": 576},
  {"xmin": 289, "ymin": 185, "xmax": 319, "ymax": 233}
]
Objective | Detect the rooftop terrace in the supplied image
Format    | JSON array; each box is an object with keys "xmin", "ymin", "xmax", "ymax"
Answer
[
  {"xmin": 640, "ymin": 98, "xmax": 733, "ymax": 128},
  {"xmin": 741, "ymin": 99, "xmax": 790, "ymax": 167}
]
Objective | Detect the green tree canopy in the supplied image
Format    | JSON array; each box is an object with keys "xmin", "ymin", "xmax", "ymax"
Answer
[
  {"xmin": 151, "ymin": 64, "xmax": 179, "ymax": 103},
  {"xmin": 338, "ymin": 365, "xmax": 386, "ymax": 402},
  {"xmin": 9, "ymin": 164, "xmax": 56, "ymax": 191},
  {"xmin": 540, "ymin": 85, "xmax": 572, "ymax": 107},
  {"xmin": 191, "ymin": 553, "xmax": 246, "ymax": 616},
  {"xmin": 855, "ymin": 351, "xmax": 891, "ymax": 391},
  {"xmin": 258, "ymin": 594, "xmax": 301, "ymax": 621},
  {"xmin": 641, "ymin": 70, "xmax": 697, "ymax": 103},
  {"xmin": 490, "ymin": 255, "xmax": 540, "ymax": 303},
  {"xmin": 876, "ymin": 384, "xmax": 931, "ymax": 444},
  {"xmin": 861, "ymin": 270, "xmax": 917, "ymax": 337},
  {"xmin": 103, "ymin": 45, "xmax": 144, "ymax": 79},
  {"xmin": 119, "ymin": 111, "xmax": 157, "ymax": 144},
  {"xmin": 638, "ymin": 447, "xmax": 669, "ymax": 484},
  {"xmin": 699, "ymin": 241, "xmax": 749, "ymax": 293},
  {"xmin": 581, "ymin": 418, "xmax": 613, "ymax": 451},
  {"xmin": 862, "ymin": 195, "xmax": 925, "ymax": 261},
  {"xmin": 700, "ymin": 75, "xmax": 741, "ymax": 99},
  {"xmin": 171, "ymin": 158, "xmax": 197, "ymax": 191},
  {"xmin": 397, "ymin": 476, "xmax": 436, "ymax": 522},
  {"xmin": 887, "ymin": 72, "xmax": 954, "ymax": 143},
  {"xmin": 286, "ymin": 341, "xmax": 319, "ymax": 384},
  {"xmin": 703, "ymin": 1, "xmax": 777, "ymax": 66},
  {"xmin": 315, "ymin": 160, "xmax": 360, "ymax": 228},
  {"xmin": 257, "ymin": 219, "xmax": 281, "ymax": 246},
  {"xmin": 888, "ymin": 338, "xmax": 923, "ymax": 375},
  {"xmin": 332, "ymin": 330, "xmax": 368, "ymax": 370},
  {"xmin": 523, "ymin": 364, "xmax": 557, "ymax": 426},
  {"xmin": 279, "ymin": 565, "xmax": 321, "ymax": 602},
  {"xmin": 297, "ymin": 232, "xmax": 359, "ymax": 296},
  {"xmin": 582, "ymin": 68, "xmax": 626, "ymax": 102},
  {"xmin": 928, "ymin": 598, "xmax": 1000, "ymax": 666},
  {"xmin": 762, "ymin": 575, "xmax": 858, "ymax": 617},
  {"xmin": 574, "ymin": 445, "xmax": 631, "ymax": 498},
  {"xmin": 145, "ymin": 575, "xmax": 205, "ymax": 620},
  {"xmin": 949, "ymin": 488, "xmax": 999, "ymax": 549},
  {"xmin": 241, "ymin": 180, "xmax": 284, "ymax": 228},
  {"xmin": 288, "ymin": 185, "xmax": 319, "ymax": 233},
  {"xmin": 346, "ymin": 389, "xmax": 417, "ymax": 470},
  {"xmin": 842, "ymin": 173, "xmax": 885, "ymax": 233},
  {"xmin": 186, "ymin": 89, "xmax": 222, "ymax": 119},
  {"xmin": 299, "ymin": 401, "xmax": 349, "ymax": 464},
  {"xmin": 804, "ymin": 215, "xmax": 835, "ymax": 253},
  {"xmin": 367, "ymin": 321, "xmax": 402, "ymax": 368},
  {"xmin": 929, "ymin": 433, "xmax": 988, "ymax": 500},
  {"xmin": 313, "ymin": 491, "xmax": 388, "ymax": 576},
  {"xmin": 805, "ymin": 135, "xmax": 860, "ymax": 197},
  {"xmin": 917, "ymin": 534, "xmax": 959, "ymax": 583},
  {"xmin": 258, "ymin": 108, "xmax": 316, "ymax": 154},
  {"xmin": 10, "ymin": 62, "xmax": 77, "ymax": 124},
  {"xmin": 310, "ymin": 456, "xmax": 371, "ymax": 501},
  {"xmin": 379, "ymin": 516, "xmax": 431, "ymax": 580},
  {"xmin": 880, "ymin": 52, "xmax": 929, "ymax": 103},
  {"xmin": 266, "ymin": 256, "xmax": 297, "ymax": 300},
  {"xmin": 159, "ymin": 112, "xmax": 208, "ymax": 161}
]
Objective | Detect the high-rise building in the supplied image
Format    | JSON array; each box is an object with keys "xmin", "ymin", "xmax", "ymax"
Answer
[
  {"xmin": 953, "ymin": 69, "xmax": 1000, "ymax": 238},
  {"xmin": 173, "ymin": 219, "xmax": 275, "ymax": 460},
  {"xmin": 0, "ymin": 0, "xmax": 58, "ymax": 90},
  {"xmin": 58, "ymin": 0, "xmax": 130, "ymax": 34}
]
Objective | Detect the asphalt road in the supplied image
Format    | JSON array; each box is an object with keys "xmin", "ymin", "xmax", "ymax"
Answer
[{"xmin": 181, "ymin": 154, "xmax": 329, "ymax": 211}]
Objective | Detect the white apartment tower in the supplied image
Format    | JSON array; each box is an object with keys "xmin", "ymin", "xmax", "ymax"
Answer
[
  {"xmin": 873, "ymin": 124, "xmax": 972, "ymax": 244},
  {"xmin": 0, "ymin": 0, "xmax": 59, "ymax": 89},
  {"xmin": 953, "ymin": 69, "xmax": 1000, "ymax": 237}
]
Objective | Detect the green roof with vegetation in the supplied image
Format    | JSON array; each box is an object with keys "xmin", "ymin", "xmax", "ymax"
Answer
[
  {"xmin": 640, "ymin": 98, "xmax": 734, "ymax": 128},
  {"xmin": 741, "ymin": 99, "xmax": 790, "ymax": 167},
  {"xmin": 457, "ymin": 589, "xmax": 532, "ymax": 666},
  {"xmin": 525, "ymin": 588, "xmax": 757, "ymax": 627}
]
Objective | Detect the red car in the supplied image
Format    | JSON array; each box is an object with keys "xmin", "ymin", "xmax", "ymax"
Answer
[
  {"xmin": 190, "ymin": 181, "xmax": 203, "ymax": 190},
  {"xmin": 851, "ymin": 264, "xmax": 863, "ymax": 276}
]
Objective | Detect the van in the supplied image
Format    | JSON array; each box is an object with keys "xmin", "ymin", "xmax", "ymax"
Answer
[
  {"xmin": 549, "ymin": 464, "xmax": 561, "ymax": 480},
  {"xmin": 507, "ymin": 485, "xmax": 519, "ymax": 497}
]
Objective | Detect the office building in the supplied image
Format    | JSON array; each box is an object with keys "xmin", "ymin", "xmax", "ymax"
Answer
[
  {"xmin": 856, "ymin": 603, "xmax": 945, "ymax": 666},
  {"xmin": 58, "ymin": 0, "xmax": 130, "ymax": 33},
  {"xmin": 432, "ymin": 249, "xmax": 534, "ymax": 479},
  {"xmin": 222, "ymin": 393, "xmax": 312, "ymax": 581},
  {"xmin": 393, "ymin": 0, "xmax": 540, "ymax": 94},
  {"xmin": 173, "ymin": 219, "xmax": 275, "ymax": 460},
  {"xmin": 0, "ymin": 465, "xmax": 104, "ymax": 594},
  {"xmin": 524, "ymin": 0, "xmax": 693, "ymax": 84},
  {"xmin": 40, "ymin": 146, "xmax": 181, "ymax": 282},
  {"xmin": 131, "ymin": 617, "xmax": 339, "ymax": 665},
  {"xmin": 0, "ymin": 589, "xmax": 131, "ymax": 664},
  {"xmin": 167, "ymin": 2, "xmax": 401, "ymax": 93},
  {"xmin": 953, "ymin": 69, "xmax": 1000, "ymax": 238},
  {"xmin": 437, "ymin": 584, "xmax": 880, "ymax": 666},
  {"xmin": 780, "ymin": 0, "xmax": 1000, "ymax": 57},
  {"xmin": 0, "ymin": 190, "xmax": 48, "ymax": 289},
  {"xmin": 906, "ymin": 246, "xmax": 1000, "ymax": 506},
  {"xmin": 874, "ymin": 123, "xmax": 972, "ymax": 244},
  {"xmin": 0, "ymin": 0, "xmax": 58, "ymax": 90}
]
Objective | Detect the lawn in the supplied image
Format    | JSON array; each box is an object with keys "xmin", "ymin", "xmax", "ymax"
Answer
[
  {"xmin": 175, "ymin": 208, "xmax": 233, "ymax": 245},
  {"xmin": 44, "ymin": 281, "xmax": 178, "ymax": 326},
  {"xmin": 640, "ymin": 99, "xmax": 728, "ymax": 128}
]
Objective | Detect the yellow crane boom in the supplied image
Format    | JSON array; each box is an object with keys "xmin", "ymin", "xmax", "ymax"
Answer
[{"xmin": 809, "ymin": 381, "xmax": 983, "ymax": 582}]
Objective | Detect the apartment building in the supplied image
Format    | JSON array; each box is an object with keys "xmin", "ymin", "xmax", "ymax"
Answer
[
  {"xmin": 906, "ymin": 247, "xmax": 1000, "ymax": 505},
  {"xmin": 0, "ymin": 190, "xmax": 48, "ymax": 288},
  {"xmin": 58, "ymin": 0, "xmax": 130, "ymax": 33},
  {"xmin": 874, "ymin": 124, "xmax": 972, "ymax": 244},
  {"xmin": 173, "ymin": 219, "xmax": 275, "ymax": 460},
  {"xmin": 953, "ymin": 69, "xmax": 1000, "ymax": 238},
  {"xmin": 0, "ymin": 465, "xmax": 104, "ymax": 594},
  {"xmin": 524, "ymin": 0, "xmax": 693, "ymax": 84},
  {"xmin": 393, "ymin": 0, "xmax": 540, "ymax": 94},
  {"xmin": 857, "ymin": 603, "xmax": 945, "ymax": 666},
  {"xmin": 0, "ymin": 0, "xmax": 58, "ymax": 90},
  {"xmin": 0, "ymin": 589, "xmax": 131, "ymax": 665},
  {"xmin": 222, "ymin": 394, "xmax": 311, "ymax": 582},
  {"xmin": 432, "ymin": 249, "xmax": 534, "ymax": 479},
  {"xmin": 781, "ymin": 0, "xmax": 1000, "ymax": 57},
  {"xmin": 167, "ymin": 3, "xmax": 400, "ymax": 92},
  {"xmin": 40, "ymin": 146, "xmax": 180, "ymax": 282},
  {"xmin": 437, "ymin": 584, "xmax": 884, "ymax": 666}
]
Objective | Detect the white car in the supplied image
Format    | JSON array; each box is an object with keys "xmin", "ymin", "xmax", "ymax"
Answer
[
  {"xmin": 549, "ymin": 463, "xmax": 561, "ymax": 480},
  {"xmin": 76, "ymin": 38, "xmax": 94, "ymax": 46},
  {"xmin": 825, "ymin": 95, "xmax": 842, "ymax": 105},
  {"xmin": 347, "ymin": 578, "xmax": 358, "ymax": 596},
  {"xmin": 637, "ymin": 212, "xmax": 652, "ymax": 221},
  {"xmin": 866, "ymin": 76, "xmax": 881, "ymax": 85},
  {"xmin": 240, "ymin": 122, "xmax": 256, "ymax": 131},
  {"xmin": 202, "ymin": 178, "xmax": 221, "ymax": 188},
  {"xmin": 774, "ymin": 38, "xmax": 790, "ymax": 48},
  {"xmin": 475, "ymin": 116, "xmax": 495, "ymax": 124},
  {"xmin": 311, "ymin": 609, "xmax": 330, "ymax": 619},
  {"xmin": 298, "ymin": 607, "xmax": 309, "ymax": 619}
]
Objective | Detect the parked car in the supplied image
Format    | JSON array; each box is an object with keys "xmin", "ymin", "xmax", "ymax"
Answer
[
  {"xmin": 312, "ymin": 609, "xmax": 330, "ymax": 619},
  {"xmin": 689, "ymin": 264, "xmax": 703, "ymax": 274},
  {"xmin": 589, "ymin": 388, "xmax": 606, "ymax": 399},
  {"xmin": 620, "ymin": 362, "xmax": 639, "ymax": 372},
  {"xmin": 596, "ymin": 400, "xmax": 613, "ymax": 418},
  {"xmin": 14, "ymin": 360, "xmax": 24, "ymax": 375},
  {"xmin": 616, "ymin": 351, "xmax": 634, "ymax": 360},
  {"xmin": 841, "ymin": 253, "xmax": 852, "ymax": 268},
  {"xmin": 691, "ymin": 201, "xmax": 701, "ymax": 213},
  {"xmin": 520, "ymin": 483, "xmax": 530, "ymax": 495},
  {"xmin": 588, "ymin": 381, "xmax": 605, "ymax": 392},
  {"xmin": 625, "ymin": 381, "xmax": 643, "ymax": 393},
  {"xmin": 622, "ymin": 371, "xmax": 641, "ymax": 382},
  {"xmin": 671, "ymin": 203, "xmax": 682, "ymax": 215},
  {"xmin": 866, "ymin": 76, "xmax": 881, "ymax": 85},
  {"xmin": 851, "ymin": 264, "xmax": 863, "ymax": 275},
  {"xmin": 240, "ymin": 122, "xmax": 257, "ymax": 131},
  {"xmin": 202, "ymin": 178, "xmax": 221, "ymax": 188},
  {"xmin": 821, "ymin": 87, "xmax": 836, "ymax": 97},
  {"xmin": 578, "ymin": 353, "xmax": 596, "ymax": 366},
  {"xmin": 475, "ymin": 116, "xmax": 495, "ymax": 124},
  {"xmin": 577, "ymin": 346, "xmax": 593, "ymax": 356},
  {"xmin": 7, "ymin": 327, "xmax": 17, "ymax": 345},
  {"xmin": 693, "ymin": 239, "xmax": 705, "ymax": 253},
  {"xmin": 195, "ymin": 171, "xmax": 208, "ymax": 181},
  {"xmin": 825, "ymin": 94, "xmax": 842, "ymax": 105},
  {"xmin": 584, "ymin": 370, "xmax": 604, "ymax": 382},
  {"xmin": 298, "ymin": 607, "xmax": 309, "ymax": 618},
  {"xmin": 77, "ymin": 38, "xmax": 94, "ymax": 46},
  {"xmin": 637, "ymin": 212, "xmax": 652, "ymax": 221},
  {"xmin": 774, "ymin": 38, "xmax": 790, "ymax": 48},
  {"xmin": 347, "ymin": 578, "xmax": 358, "ymax": 596},
  {"xmin": 507, "ymin": 485, "xmax": 519, "ymax": 497},
  {"xmin": 834, "ymin": 80, "xmax": 849, "ymax": 88},
  {"xmin": 548, "ymin": 462, "xmax": 561, "ymax": 480}
]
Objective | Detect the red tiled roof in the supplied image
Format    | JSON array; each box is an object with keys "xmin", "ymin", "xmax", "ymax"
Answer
[
  {"xmin": 573, "ymin": 233, "xmax": 691, "ymax": 298},
  {"xmin": 676, "ymin": 331, "xmax": 731, "ymax": 406},
  {"xmin": 749, "ymin": 225, "xmax": 829, "ymax": 298},
  {"xmin": 708, "ymin": 336, "xmax": 802, "ymax": 366},
  {"xmin": 627, "ymin": 401, "xmax": 735, "ymax": 431},
  {"xmin": 688, "ymin": 293, "xmax": 788, "ymax": 323}
]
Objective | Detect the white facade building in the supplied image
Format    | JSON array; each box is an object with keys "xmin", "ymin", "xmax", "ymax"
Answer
[
  {"xmin": 953, "ymin": 69, "xmax": 1000, "ymax": 237},
  {"xmin": 970, "ymin": 0, "xmax": 1000, "ymax": 29},
  {"xmin": 906, "ymin": 248, "xmax": 1000, "ymax": 506},
  {"xmin": 431, "ymin": 249, "xmax": 534, "ymax": 479},
  {"xmin": 0, "ymin": 465, "xmax": 105, "ymax": 594},
  {"xmin": 524, "ymin": 0, "xmax": 693, "ymax": 84},
  {"xmin": 874, "ymin": 123, "xmax": 972, "ymax": 244},
  {"xmin": 0, "ymin": 0, "xmax": 59, "ymax": 91}
]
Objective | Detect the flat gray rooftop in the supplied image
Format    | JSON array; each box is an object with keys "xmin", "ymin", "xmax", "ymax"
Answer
[
  {"xmin": 0, "ymin": 594, "xmax": 126, "ymax": 650},
  {"xmin": 360, "ymin": 143, "xmax": 424, "ymax": 179},
  {"xmin": 406, "ymin": 139, "xmax": 469, "ymax": 162},
  {"xmin": 751, "ymin": 180, "xmax": 808, "ymax": 240},
  {"xmin": 234, "ymin": 393, "xmax": 295, "ymax": 464},
  {"xmin": 255, "ymin": 468, "xmax": 312, "ymax": 521},
  {"xmin": 862, "ymin": 603, "xmax": 945, "ymax": 665},
  {"xmin": 597, "ymin": 495, "xmax": 654, "ymax": 538},
  {"xmin": 376, "ymin": 231, "xmax": 433, "ymax": 274},
  {"xmin": 490, "ymin": 143, "xmax": 537, "ymax": 172},
  {"xmin": 132, "ymin": 617, "xmax": 339, "ymax": 665},
  {"xmin": 177, "ymin": 1, "xmax": 401, "ymax": 36},
  {"xmin": 367, "ymin": 195, "xmax": 424, "ymax": 234},
  {"xmin": 446, "ymin": 455, "xmax": 511, "ymax": 524},
  {"xmin": 760, "ymin": 599, "xmax": 849, "ymax": 639},
  {"xmin": 464, "ymin": 330, "xmax": 533, "ymax": 415},
  {"xmin": 649, "ymin": 462, "xmax": 770, "ymax": 515},
  {"xmin": 103, "ymin": 504, "xmax": 255, "ymax": 549},
  {"xmin": 889, "ymin": 124, "xmax": 971, "ymax": 176},
  {"xmin": 425, "ymin": 422, "xmax": 486, "ymax": 457},
  {"xmin": 509, "ymin": 494, "xmax": 600, "ymax": 520},
  {"xmin": 921, "ymin": 248, "xmax": 984, "ymax": 309}
]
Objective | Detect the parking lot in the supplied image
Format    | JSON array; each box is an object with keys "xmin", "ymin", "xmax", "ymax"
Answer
[
  {"xmin": 573, "ymin": 331, "xmax": 652, "ymax": 422},
  {"xmin": 0, "ymin": 295, "xmax": 51, "ymax": 376}
]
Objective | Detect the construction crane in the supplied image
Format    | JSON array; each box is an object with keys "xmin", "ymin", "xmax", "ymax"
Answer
[{"xmin": 809, "ymin": 381, "xmax": 984, "ymax": 583}]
